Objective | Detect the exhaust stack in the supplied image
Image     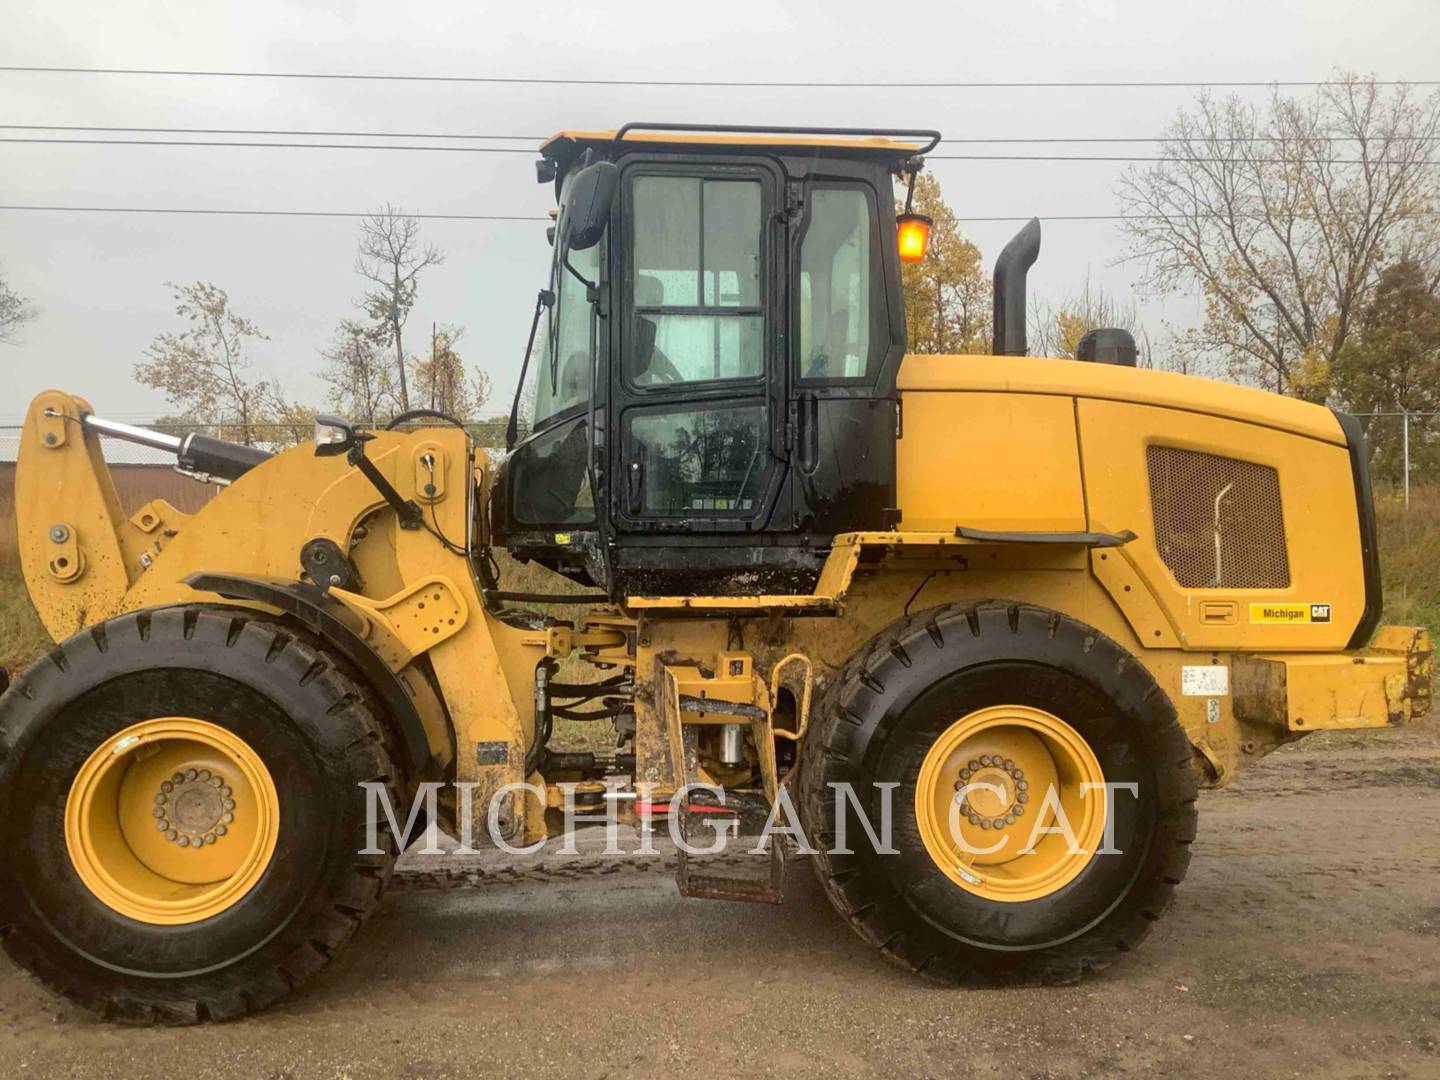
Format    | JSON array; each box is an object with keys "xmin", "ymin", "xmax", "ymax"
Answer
[{"xmin": 991, "ymin": 217, "xmax": 1041, "ymax": 357}]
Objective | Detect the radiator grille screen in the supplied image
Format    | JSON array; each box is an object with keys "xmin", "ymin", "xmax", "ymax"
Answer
[{"xmin": 1146, "ymin": 445, "xmax": 1290, "ymax": 589}]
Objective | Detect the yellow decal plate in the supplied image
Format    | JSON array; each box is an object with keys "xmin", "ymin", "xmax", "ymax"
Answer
[{"xmin": 1249, "ymin": 602, "xmax": 1332, "ymax": 624}]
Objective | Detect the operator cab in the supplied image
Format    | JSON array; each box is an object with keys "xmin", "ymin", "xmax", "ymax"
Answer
[{"xmin": 491, "ymin": 123, "xmax": 939, "ymax": 596}]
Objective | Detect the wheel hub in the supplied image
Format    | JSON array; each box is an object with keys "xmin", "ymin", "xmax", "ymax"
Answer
[
  {"xmin": 154, "ymin": 769, "xmax": 236, "ymax": 847},
  {"xmin": 65, "ymin": 717, "xmax": 280, "ymax": 925},
  {"xmin": 915, "ymin": 704, "xmax": 1106, "ymax": 902}
]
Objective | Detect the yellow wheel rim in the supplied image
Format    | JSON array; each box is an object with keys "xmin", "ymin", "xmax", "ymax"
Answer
[
  {"xmin": 915, "ymin": 704, "xmax": 1106, "ymax": 903},
  {"xmin": 65, "ymin": 718, "xmax": 280, "ymax": 925}
]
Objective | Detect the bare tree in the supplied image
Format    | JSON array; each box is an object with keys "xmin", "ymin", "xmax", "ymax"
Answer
[
  {"xmin": 135, "ymin": 282, "xmax": 274, "ymax": 445},
  {"xmin": 0, "ymin": 266, "xmax": 37, "ymax": 345},
  {"xmin": 1029, "ymin": 273, "xmax": 1153, "ymax": 364},
  {"xmin": 355, "ymin": 206, "xmax": 445, "ymax": 411},
  {"xmin": 320, "ymin": 319, "xmax": 398, "ymax": 425},
  {"xmin": 1116, "ymin": 74, "xmax": 1440, "ymax": 399}
]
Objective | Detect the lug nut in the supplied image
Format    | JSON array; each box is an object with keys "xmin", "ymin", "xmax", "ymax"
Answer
[
  {"xmin": 1017, "ymin": 793, "xmax": 1029, "ymax": 805},
  {"xmin": 1003, "ymin": 758, "xmax": 1015, "ymax": 770},
  {"xmin": 215, "ymin": 824, "xmax": 228, "ymax": 837},
  {"xmin": 155, "ymin": 819, "xmax": 169, "ymax": 831},
  {"xmin": 198, "ymin": 769, "xmax": 210, "ymax": 781},
  {"xmin": 184, "ymin": 768, "xmax": 198, "ymax": 781}
]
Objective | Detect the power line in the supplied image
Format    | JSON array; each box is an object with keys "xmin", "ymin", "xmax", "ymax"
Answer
[
  {"xmin": 13, "ymin": 203, "xmax": 1432, "ymax": 224},
  {"xmin": 0, "ymin": 136, "xmax": 1431, "ymax": 166},
  {"xmin": 0, "ymin": 137, "xmax": 533, "ymax": 153},
  {"xmin": 0, "ymin": 124, "xmax": 540, "ymax": 141},
  {"xmin": 0, "ymin": 204, "xmax": 550, "ymax": 221},
  {"xmin": 3, "ymin": 65, "xmax": 1437, "ymax": 88},
  {"xmin": 6, "ymin": 124, "xmax": 1440, "ymax": 145}
]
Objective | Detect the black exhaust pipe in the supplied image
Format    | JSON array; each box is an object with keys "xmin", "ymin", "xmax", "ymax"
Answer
[{"xmin": 992, "ymin": 217, "xmax": 1041, "ymax": 356}]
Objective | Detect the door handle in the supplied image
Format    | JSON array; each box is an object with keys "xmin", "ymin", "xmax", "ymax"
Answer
[{"xmin": 796, "ymin": 391, "xmax": 819, "ymax": 475}]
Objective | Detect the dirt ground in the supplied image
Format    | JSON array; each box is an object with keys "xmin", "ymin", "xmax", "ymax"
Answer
[{"xmin": 0, "ymin": 724, "xmax": 1436, "ymax": 1079}]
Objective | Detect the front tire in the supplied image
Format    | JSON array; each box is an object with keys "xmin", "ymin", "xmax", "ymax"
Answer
[
  {"xmin": 0, "ymin": 606, "xmax": 403, "ymax": 1023},
  {"xmin": 798, "ymin": 600, "xmax": 1198, "ymax": 985}
]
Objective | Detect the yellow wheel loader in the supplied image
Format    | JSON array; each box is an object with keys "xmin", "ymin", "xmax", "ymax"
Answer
[{"xmin": 0, "ymin": 123, "xmax": 1431, "ymax": 1023}]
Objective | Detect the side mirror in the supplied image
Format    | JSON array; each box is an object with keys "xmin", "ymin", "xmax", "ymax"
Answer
[
  {"xmin": 561, "ymin": 161, "xmax": 618, "ymax": 254},
  {"xmin": 314, "ymin": 414, "xmax": 357, "ymax": 457}
]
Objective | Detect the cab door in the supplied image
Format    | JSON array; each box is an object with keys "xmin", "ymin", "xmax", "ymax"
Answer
[
  {"xmin": 786, "ymin": 178, "xmax": 902, "ymax": 533},
  {"xmin": 609, "ymin": 159, "xmax": 787, "ymax": 534}
]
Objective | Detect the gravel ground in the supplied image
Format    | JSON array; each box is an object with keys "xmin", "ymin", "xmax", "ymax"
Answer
[{"xmin": 1, "ymin": 724, "xmax": 1437, "ymax": 1078}]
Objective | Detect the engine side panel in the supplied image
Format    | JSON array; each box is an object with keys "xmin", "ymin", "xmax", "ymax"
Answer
[
  {"xmin": 1077, "ymin": 398, "xmax": 1366, "ymax": 652},
  {"xmin": 897, "ymin": 391, "xmax": 1086, "ymax": 533}
]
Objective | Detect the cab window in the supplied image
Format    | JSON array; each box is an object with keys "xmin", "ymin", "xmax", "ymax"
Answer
[
  {"xmin": 529, "ymin": 239, "xmax": 601, "ymax": 427},
  {"xmin": 628, "ymin": 176, "xmax": 764, "ymax": 387},
  {"xmin": 798, "ymin": 187, "xmax": 878, "ymax": 381},
  {"xmin": 626, "ymin": 404, "xmax": 765, "ymax": 516}
]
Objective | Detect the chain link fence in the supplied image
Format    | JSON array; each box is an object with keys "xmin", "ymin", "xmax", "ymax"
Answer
[
  {"xmin": 1351, "ymin": 411, "xmax": 1440, "ymax": 508},
  {"xmin": 0, "ymin": 417, "xmax": 514, "ymax": 468},
  {"xmin": 2, "ymin": 410, "xmax": 1435, "ymax": 504}
]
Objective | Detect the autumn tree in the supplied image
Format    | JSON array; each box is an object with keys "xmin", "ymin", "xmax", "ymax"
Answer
[
  {"xmin": 1117, "ymin": 74, "xmax": 1440, "ymax": 399},
  {"xmin": 408, "ymin": 324, "xmax": 475, "ymax": 417},
  {"xmin": 1333, "ymin": 259, "xmax": 1440, "ymax": 482},
  {"xmin": 355, "ymin": 206, "xmax": 445, "ymax": 411},
  {"xmin": 0, "ymin": 265, "xmax": 36, "ymax": 345},
  {"xmin": 896, "ymin": 173, "xmax": 991, "ymax": 354},
  {"xmin": 135, "ymin": 282, "xmax": 275, "ymax": 445},
  {"xmin": 320, "ymin": 319, "xmax": 398, "ymax": 425}
]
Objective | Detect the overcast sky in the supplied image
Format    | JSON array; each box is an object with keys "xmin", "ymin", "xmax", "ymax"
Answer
[{"xmin": 2, "ymin": 0, "xmax": 1438, "ymax": 427}]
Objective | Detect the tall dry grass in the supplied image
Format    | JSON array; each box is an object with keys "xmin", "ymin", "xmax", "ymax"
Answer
[
  {"xmin": 1374, "ymin": 485, "xmax": 1440, "ymax": 636},
  {"xmin": 0, "ymin": 519, "xmax": 52, "ymax": 672}
]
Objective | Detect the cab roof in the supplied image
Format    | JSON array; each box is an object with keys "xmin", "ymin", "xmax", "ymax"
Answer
[{"xmin": 540, "ymin": 125, "xmax": 938, "ymax": 165}]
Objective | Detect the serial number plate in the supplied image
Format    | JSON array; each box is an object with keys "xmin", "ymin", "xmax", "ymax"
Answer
[{"xmin": 1181, "ymin": 665, "xmax": 1230, "ymax": 697}]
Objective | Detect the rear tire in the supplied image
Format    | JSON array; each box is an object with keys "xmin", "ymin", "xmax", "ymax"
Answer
[
  {"xmin": 0, "ymin": 605, "xmax": 404, "ymax": 1023},
  {"xmin": 798, "ymin": 600, "xmax": 1198, "ymax": 986}
]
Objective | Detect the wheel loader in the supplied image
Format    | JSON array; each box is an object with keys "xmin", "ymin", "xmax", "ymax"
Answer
[{"xmin": 0, "ymin": 123, "xmax": 1431, "ymax": 1023}]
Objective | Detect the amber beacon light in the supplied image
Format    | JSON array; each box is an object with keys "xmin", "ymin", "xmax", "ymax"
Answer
[{"xmin": 896, "ymin": 212, "xmax": 932, "ymax": 263}]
